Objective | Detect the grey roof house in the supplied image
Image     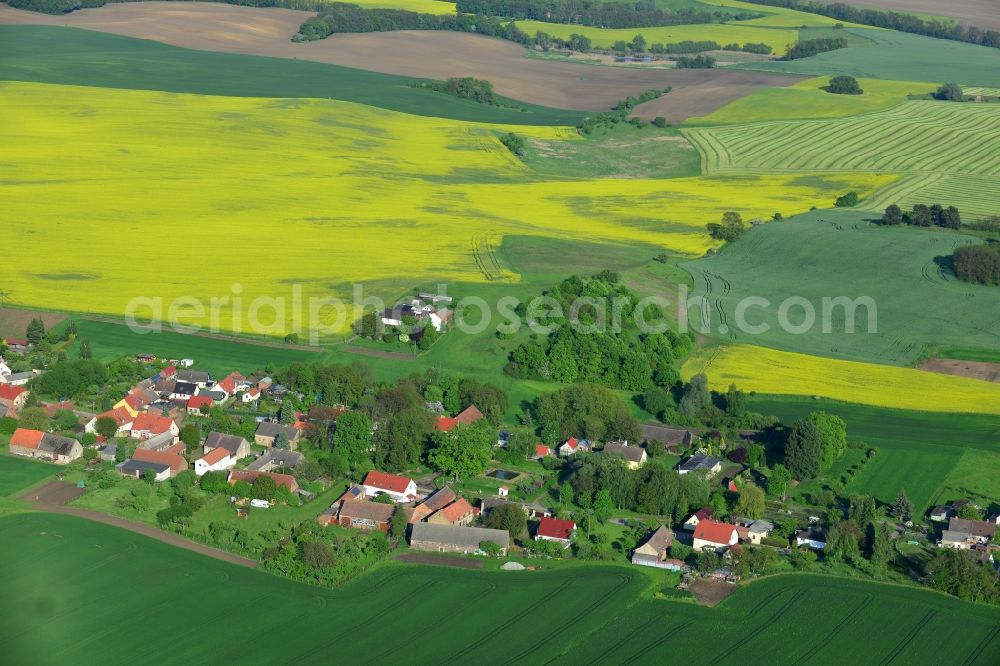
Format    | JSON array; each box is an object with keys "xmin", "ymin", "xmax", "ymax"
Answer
[{"xmin": 410, "ymin": 523, "xmax": 510, "ymax": 555}]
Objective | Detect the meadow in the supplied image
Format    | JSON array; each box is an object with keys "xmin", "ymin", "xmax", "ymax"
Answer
[
  {"xmin": 0, "ymin": 454, "xmax": 54, "ymax": 498},
  {"xmin": 684, "ymin": 76, "xmax": 937, "ymax": 125},
  {"xmin": 684, "ymin": 100, "xmax": 1000, "ymax": 218},
  {"xmin": 0, "ymin": 25, "xmax": 585, "ymax": 125},
  {"xmin": 682, "ymin": 344, "xmax": 1000, "ymax": 415},
  {"xmin": 749, "ymin": 395, "xmax": 1000, "ymax": 513},
  {"xmin": 2, "ymin": 512, "xmax": 998, "ymax": 664},
  {"xmin": 0, "ymin": 81, "xmax": 892, "ymax": 336},
  {"xmin": 738, "ymin": 28, "xmax": 1000, "ymax": 88},
  {"xmin": 680, "ymin": 210, "xmax": 1000, "ymax": 365}
]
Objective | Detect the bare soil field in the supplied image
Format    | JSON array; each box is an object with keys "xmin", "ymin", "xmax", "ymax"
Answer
[
  {"xmin": 809, "ymin": 0, "xmax": 1000, "ymax": 31},
  {"xmin": 919, "ymin": 358, "xmax": 1000, "ymax": 383},
  {"xmin": 395, "ymin": 552, "xmax": 485, "ymax": 569},
  {"xmin": 0, "ymin": 2, "xmax": 804, "ymax": 117},
  {"xmin": 0, "ymin": 307, "xmax": 66, "ymax": 339},
  {"xmin": 689, "ymin": 579, "xmax": 737, "ymax": 607}
]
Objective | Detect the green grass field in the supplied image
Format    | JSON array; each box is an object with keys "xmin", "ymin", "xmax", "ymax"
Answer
[
  {"xmin": 750, "ymin": 395, "xmax": 1000, "ymax": 513},
  {"xmin": 684, "ymin": 100, "xmax": 1000, "ymax": 218},
  {"xmin": 2, "ymin": 512, "xmax": 998, "ymax": 664},
  {"xmin": 680, "ymin": 210, "xmax": 1000, "ymax": 366},
  {"xmin": 0, "ymin": 26, "xmax": 584, "ymax": 126},
  {"xmin": 737, "ymin": 28, "xmax": 1000, "ymax": 88},
  {"xmin": 0, "ymin": 455, "xmax": 54, "ymax": 498}
]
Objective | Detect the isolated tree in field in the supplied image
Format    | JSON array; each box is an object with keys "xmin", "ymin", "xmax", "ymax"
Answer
[
  {"xmin": 26, "ymin": 317, "xmax": 45, "ymax": 345},
  {"xmin": 891, "ymin": 489, "xmax": 913, "ymax": 521},
  {"xmin": 784, "ymin": 418, "xmax": 823, "ymax": 480},
  {"xmin": 483, "ymin": 503, "xmax": 528, "ymax": 539},
  {"xmin": 767, "ymin": 463, "xmax": 791, "ymax": 498},
  {"xmin": 826, "ymin": 75, "xmax": 863, "ymax": 95},
  {"xmin": 735, "ymin": 482, "xmax": 766, "ymax": 519},
  {"xmin": 834, "ymin": 191, "xmax": 859, "ymax": 207},
  {"xmin": 79, "ymin": 339, "xmax": 93, "ymax": 359},
  {"xmin": 629, "ymin": 33, "xmax": 647, "ymax": 52},
  {"xmin": 934, "ymin": 82, "xmax": 964, "ymax": 101},
  {"xmin": 882, "ymin": 204, "xmax": 903, "ymax": 225},
  {"xmin": 708, "ymin": 211, "xmax": 746, "ymax": 242}
]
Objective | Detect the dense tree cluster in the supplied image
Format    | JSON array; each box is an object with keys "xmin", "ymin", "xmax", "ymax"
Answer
[
  {"xmin": 708, "ymin": 211, "xmax": 746, "ymax": 241},
  {"xmin": 934, "ymin": 82, "xmax": 964, "ymax": 101},
  {"xmin": 455, "ymin": 0, "xmax": 759, "ymax": 29},
  {"xmin": 30, "ymin": 359, "xmax": 107, "ymax": 398},
  {"xmin": 500, "ymin": 132, "xmax": 526, "ymax": 157},
  {"xmin": 576, "ymin": 88, "xmax": 669, "ymax": 134},
  {"xmin": 879, "ymin": 203, "xmax": 961, "ymax": 229},
  {"xmin": 781, "ymin": 37, "xmax": 848, "ymax": 60},
  {"xmin": 505, "ymin": 273, "xmax": 692, "ymax": 390},
  {"xmin": 262, "ymin": 519, "xmax": 390, "ymax": 587},
  {"xmin": 953, "ymin": 243, "xmax": 1000, "ymax": 286},
  {"xmin": 675, "ymin": 54, "xmax": 715, "ymax": 68},
  {"xmin": 533, "ymin": 383, "xmax": 640, "ymax": 444},
  {"xmin": 826, "ymin": 75, "xmax": 862, "ymax": 95},
  {"xmin": 925, "ymin": 549, "xmax": 1000, "ymax": 603},
  {"xmin": 782, "ymin": 411, "xmax": 847, "ymax": 481},
  {"xmin": 418, "ymin": 76, "xmax": 498, "ymax": 105},
  {"xmin": 740, "ymin": 0, "xmax": 1000, "ymax": 49}
]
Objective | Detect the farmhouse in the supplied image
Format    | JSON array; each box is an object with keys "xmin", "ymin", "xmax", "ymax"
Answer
[
  {"xmin": 176, "ymin": 370, "xmax": 212, "ymax": 387},
  {"xmin": 241, "ymin": 387, "xmax": 261, "ymax": 404},
  {"xmin": 536, "ymin": 516, "xmax": 576, "ymax": 547},
  {"xmin": 435, "ymin": 405, "xmax": 485, "ymax": 433},
  {"xmin": 187, "ymin": 395, "xmax": 214, "ymax": 414},
  {"xmin": 558, "ymin": 437, "xmax": 591, "ymax": 457},
  {"xmin": 194, "ymin": 447, "xmax": 235, "ymax": 476},
  {"xmin": 362, "ymin": 471, "xmax": 417, "ymax": 503},
  {"xmin": 132, "ymin": 445, "xmax": 187, "ymax": 477},
  {"xmin": 745, "ymin": 520, "xmax": 774, "ymax": 545},
  {"xmin": 641, "ymin": 424, "xmax": 697, "ymax": 453},
  {"xmin": 8, "ymin": 428, "xmax": 82, "ymax": 464},
  {"xmin": 693, "ymin": 520, "xmax": 739, "ymax": 552},
  {"xmin": 130, "ymin": 413, "xmax": 179, "ymax": 443},
  {"xmin": 410, "ymin": 486, "xmax": 457, "ymax": 523},
  {"xmin": 247, "ymin": 448, "xmax": 304, "ymax": 473},
  {"xmin": 678, "ymin": 454, "xmax": 723, "ymax": 476},
  {"xmin": 427, "ymin": 497, "xmax": 475, "ymax": 527},
  {"xmin": 254, "ymin": 421, "xmax": 301, "ymax": 449},
  {"xmin": 337, "ymin": 499, "xmax": 394, "ymax": 531},
  {"xmin": 228, "ymin": 469, "xmax": 300, "ymax": 493},
  {"xmin": 1, "ymin": 371, "xmax": 34, "ymax": 387},
  {"xmin": 0, "ymin": 384, "xmax": 29, "ymax": 414},
  {"xmin": 603, "ymin": 441, "xmax": 647, "ymax": 469},
  {"xmin": 4, "ymin": 339, "xmax": 30, "ymax": 353},
  {"xmin": 203, "ymin": 432, "xmax": 251, "ymax": 460},
  {"xmin": 170, "ymin": 382, "xmax": 199, "ymax": 400},
  {"xmin": 683, "ymin": 507, "xmax": 714, "ymax": 531},
  {"xmin": 632, "ymin": 525, "xmax": 677, "ymax": 569},
  {"xmin": 410, "ymin": 523, "xmax": 510, "ymax": 555},
  {"xmin": 939, "ymin": 517, "xmax": 997, "ymax": 549},
  {"xmin": 118, "ymin": 459, "xmax": 171, "ymax": 482}
]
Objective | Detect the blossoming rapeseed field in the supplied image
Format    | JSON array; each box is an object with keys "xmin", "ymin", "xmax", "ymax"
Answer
[{"xmin": 0, "ymin": 82, "xmax": 893, "ymax": 334}]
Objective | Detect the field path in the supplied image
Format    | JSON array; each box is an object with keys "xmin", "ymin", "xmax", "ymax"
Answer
[
  {"xmin": 19, "ymin": 481, "xmax": 258, "ymax": 569},
  {"xmin": 81, "ymin": 315, "xmax": 327, "ymax": 352},
  {"xmin": 0, "ymin": 2, "xmax": 804, "ymax": 119}
]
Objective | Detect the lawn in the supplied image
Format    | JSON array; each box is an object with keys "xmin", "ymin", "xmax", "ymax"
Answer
[
  {"xmin": 679, "ymin": 210, "xmax": 1000, "ymax": 366},
  {"xmin": 685, "ymin": 343, "xmax": 1000, "ymax": 415},
  {"xmin": 1, "ymin": 81, "xmax": 892, "ymax": 336},
  {"xmin": 2, "ymin": 512, "xmax": 999, "ymax": 664},
  {"xmin": 0, "ymin": 26, "xmax": 584, "ymax": 126},
  {"xmin": 737, "ymin": 28, "xmax": 1000, "ymax": 88},
  {"xmin": 684, "ymin": 100, "xmax": 1000, "ymax": 219}
]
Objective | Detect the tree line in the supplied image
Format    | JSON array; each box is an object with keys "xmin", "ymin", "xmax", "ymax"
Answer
[
  {"xmin": 739, "ymin": 0, "xmax": 1000, "ymax": 49},
  {"xmin": 454, "ymin": 0, "xmax": 760, "ymax": 29},
  {"xmin": 9, "ymin": 0, "xmax": 329, "ymax": 17},
  {"xmin": 781, "ymin": 37, "xmax": 848, "ymax": 60},
  {"xmin": 576, "ymin": 87, "xmax": 669, "ymax": 134},
  {"xmin": 879, "ymin": 203, "xmax": 961, "ymax": 229}
]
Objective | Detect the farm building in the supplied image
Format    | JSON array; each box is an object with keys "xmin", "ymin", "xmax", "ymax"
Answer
[
  {"xmin": 795, "ymin": 528, "xmax": 827, "ymax": 550},
  {"xmin": 1, "ymin": 371, "xmax": 33, "ymax": 386},
  {"xmin": 427, "ymin": 497, "xmax": 475, "ymax": 527},
  {"xmin": 194, "ymin": 447, "xmax": 235, "ymax": 476},
  {"xmin": 8, "ymin": 428, "xmax": 82, "ymax": 464},
  {"xmin": 117, "ymin": 459, "xmax": 171, "ymax": 482},
  {"xmin": 254, "ymin": 421, "xmax": 301, "ymax": 449},
  {"xmin": 186, "ymin": 395, "xmax": 214, "ymax": 414},
  {"xmin": 536, "ymin": 517, "xmax": 576, "ymax": 547},
  {"xmin": 679, "ymin": 454, "xmax": 723, "ymax": 476},
  {"xmin": 632, "ymin": 525, "xmax": 677, "ymax": 569},
  {"xmin": 683, "ymin": 507, "xmax": 714, "ymax": 531},
  {"xmin": 176, "ymin": 370, "xmax": 212, "ymax": 387},
  {"xmin": 939, "ymin": 517, "xmax": 997, "ymax": 549},
  {"xmin": 203, "ymin": 432, "xmax": 251, "ymax": 460},
  {"xmin": 558, "ymin": 437, "xmax": 591, "ymax": 457},
  {"xmin": 336, "ymin": 499, "xmax": 394, "ymax": 531},
  {"xmin": 410, "ymin": 523, "xmax": 510, "ymax": 556},
  {"xmin": 132, "ymin": 445, "xmax": 187, "ymax": 477},
  {"xmin": 435, "ymin": 405, "xmax": 485, "ymax": 433},
  {"xmin": 247, "ymin": 448, "xmax": 304, "ymax": 473},
  {"xmin": 410, "ymin": 486, "xmax": 457, "ymax": 523},
  {"xmin": 603, "ymin": 441, "xmax": 647, "ymax": 469},
  {"xmin": 362, "ymin": 471, "xmax": 417, "ymax": 503},
  {"xmin": 693, "ymin": 520, "xmax": 739, "ymax": 552},
  {"xmin": 0, "ymin": 384, "xmax": 29, "ymax": 414},
  {"xmin": 130, "ymin": 413, "xmax": 179, "ymax": 443},
  {"xmin": 533, "ymin": 444, "xmax": 553, "ymax": 459},
  {"xmin": 228, "ymin": 469, "xmax": 300, "ymax": 493}
]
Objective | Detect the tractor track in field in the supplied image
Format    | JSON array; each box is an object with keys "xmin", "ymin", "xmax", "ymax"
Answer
[
  {"xmin": 964, "ymin": 624, "xmax": 1000, "ymax": 666},
  {"xmin": 711, "ymin": 588, "xmax": 807, "ymax": 664},
  {"xmin": 792, "ymin": 594, "xmax": 873, "ymax": 665},
  {"xmin": 879, "ymin": 609, "xmax": 936, "ymax": 665}
]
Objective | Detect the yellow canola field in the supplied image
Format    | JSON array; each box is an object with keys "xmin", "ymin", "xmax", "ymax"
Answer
[
  {"xmin": 683, "ymin": 345, "xmax": 1000, "ymax": 415},
  {"xmin": 0, "ymin": 82, "xmax": 893, "ymax": 335}
]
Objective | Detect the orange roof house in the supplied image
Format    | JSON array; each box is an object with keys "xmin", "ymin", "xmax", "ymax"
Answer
[
  {"xmin": 228, "ymin": 469, "xmax": 299, "ymax": 493},
  {"xmin": 10, "ymin": 428, "xmax": 45, "ymax": 450},
  {"xmin": 427, "ymin": 497, "xmax": 475, "ymax": 527},
  {"xmin": 132, "ymin": 447, "xmax": 187, "ymax": 475}
]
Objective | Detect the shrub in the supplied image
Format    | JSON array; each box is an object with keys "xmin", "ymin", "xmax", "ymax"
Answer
[{"xmin": 826, "ymin": 75, "xmax": 863, "ymax": 95}]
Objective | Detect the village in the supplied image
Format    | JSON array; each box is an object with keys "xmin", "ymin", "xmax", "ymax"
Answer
[{"xmin": 3, "ymin": 333, "xmax": 998, "ymax": 598}]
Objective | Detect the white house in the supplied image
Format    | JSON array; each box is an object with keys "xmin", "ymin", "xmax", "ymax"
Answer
[
  {"xmin": 683, "ymin": 507, "xmax": 714, "ymax": 531},
  {"xmin": 361, "ymin": 470, "xmax": 417, "ymax": 503},
  {"xmin": 795, "ymin": 528, "xmax": 827, "ymax": 550},
  {"xmin": 558, "ymin": 437, "xmax": 590, "ymax": 457},
  {"xmin": 241, "ymin": 387, "xmax": 261, "ymax": 404},
  {"xmin": 194, "ymin": 447, "xmax": 235, "ymax": 476},
  {"xmin": 130, "ymin": 413, "xmax": 179, "ymax": 443},
  {"xmin": 0, "ymin": 358, "xmax": 11, "ymax": 377},
  {"xmin": 692, "ymin": 520, "xmax": 739, "ymax": 552},
  {"xmin": 1, "ymin": 371, "xmax": 33, "ymax": 386}
]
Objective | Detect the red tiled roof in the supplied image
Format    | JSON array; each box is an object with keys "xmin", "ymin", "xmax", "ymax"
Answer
[
  {"xmin": 535, "ymin": 444, "xmax": 551, "ymax": 457},
  {"xmin": 97, "ymin": 406, "xmax": 133, "ymax": 427},
  {"xmin": 0, "ymin": 384, "xmax": 27, "ymax": 401},
  {"xmin": 363, "ymin": 470, "xmax": 413, "ymax": 494},
  {"xmin": 10, "ymin": 428, "xmax": 44, "ymax": 449},
  {"xmin": 693, "ymin": 507, "xmax": 714, "ymax": 521},
  {"xmin": 455, "ymin": 405, "xmax": 484, "ymax": 425},
  {"xmin": 694, "ymin": 520, "xmax": 738, "ymax": 546},
  {"xmin": 132, "ymin": 447, "xmax": 186, "ymax": 473},
  {"xmin": 435, "ymin": 498, "xmax": 474, "ymax": 524},
  {"xmin": 161, "ymin": 365, "xmax": 176, "ymax": 378},
  {"xmin": 537, "ymin": 516, "xmax": 576, "ymax": 541},
  {"xmin": 563, "ymin": 437, "xmax": 578, "ymax": 450},
  {"xmin": 436, "ymin": 416, "xmax": 458, "ymax": 432},
  {"xmin": 199, "ymin": 447, "xmax": 230, "ymax": 465},
  {"xmin": 4, "ymin": 338, "xmax": 28, "ymax": 347},
  {"xmin": 216, "ymin": 376, "xmax": 237, "ymax": 395},
  {"xmin": 132, "ymin": 413, "xmax": 175, "ymax": 435},
  {"xmin": 228, "ymin": 469, "xmax": 298, "ymax": 492},
  {"xmin": 187, "ymin": 395, "xmax": 213, "ymax": 411},
  {"xmin": 42, "ymin": 400, "xmax": 76, "ymax": 418}
]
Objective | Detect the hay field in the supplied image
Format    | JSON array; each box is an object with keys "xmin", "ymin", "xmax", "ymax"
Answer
[
  {"xmin": 683, "ymin": 344, "xmax": 1000, "ymax": 415},
  {"xmin": 0, "ymin": 82, "xmax": 891, "ymax": 335},
  {"xmin": 684, "ymin": 76, "xmax": 937, "ymax": 125},
  {"xmin": 685, "ymin": 100, "xmax": 1000, "ymax": 218}
]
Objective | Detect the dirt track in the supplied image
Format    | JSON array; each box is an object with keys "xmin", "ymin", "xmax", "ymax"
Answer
[
  {"xmin": 809, "ymin": 0, "xmax": 1000, "ymax": 31},
  {"xmin": 0, "ymin": 2, "xmax": 804, "ymax": 119},
  {"xmin": 20, "ymin": 481, "xmax": 258, "ymax": 569}
]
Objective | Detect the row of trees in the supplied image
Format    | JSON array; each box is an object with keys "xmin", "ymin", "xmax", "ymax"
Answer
[
  {"xmin": 454, "ymin": 0, "xmax": 758, "ymax": 29},
  {"xmin": 504, "ymin": 272, "xmax": 692, "ymax": 390},
  {"xmin": 675, "ymin": 54, "xmax": 715, "ymax": 69},
  {"xmin": 740, "ymin": 0, "xmax": 1000, "ymax": 49},
  {"xmin": 415, "ymin": 77, "xmax": 499, "ymax": 105},
  {"xmin": 576, "ymin": 87, "xmax": 669, "ymax": 134},
  {"xmin": 781, "ymin": 37, "xmax": 848, "ymax": 60},
  {"xmin": 880, "ymin": 203, "xmax": 961, "ymax": 229}
]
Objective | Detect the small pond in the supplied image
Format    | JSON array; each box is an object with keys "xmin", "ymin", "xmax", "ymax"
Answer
[{"xmin": 486, "ymin": 469, "xmax": 520, "ymax": 481}]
